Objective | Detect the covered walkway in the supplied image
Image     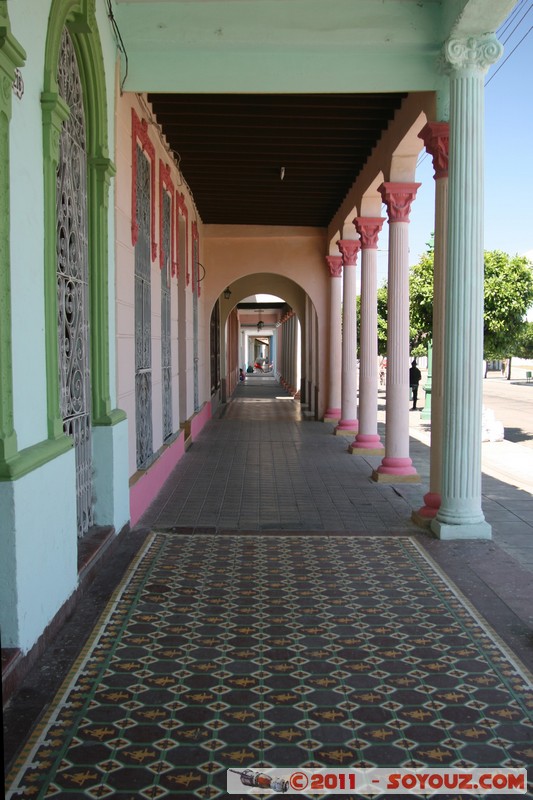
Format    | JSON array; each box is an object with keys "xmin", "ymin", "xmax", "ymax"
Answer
[{"xmin": 5, "ymin": 380, "xmax": 532, "ymax": 797}]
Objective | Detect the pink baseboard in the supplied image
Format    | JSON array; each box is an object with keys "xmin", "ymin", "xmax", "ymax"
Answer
[
  {"xmin": 129, "ymin": 403, "xmax": 212, "ymax": 526},
  {"xmin": 130, "ymin": 434, "xmax": 185, "ymax": 526},
  {"xmin": 191, "ymin": 402, "xmax": 211, "ymax": 439}
]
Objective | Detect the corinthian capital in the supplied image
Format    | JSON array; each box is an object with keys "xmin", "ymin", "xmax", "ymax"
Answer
[
  {"xmin": 441, "ymin": 33, "xmax": 503, "ymax": 76},
  {"xmin": 337, "ymin": 239, "xmax": 360, "ymax": 267},
  {"xmin": 325, "ymin": 255, "xmax": 343, "ymax": 278}
]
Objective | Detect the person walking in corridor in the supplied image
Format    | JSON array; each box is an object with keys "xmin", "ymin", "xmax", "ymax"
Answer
[{"xmin": 409, "ymin": 359, "xmax": 422, "ymax": 411}]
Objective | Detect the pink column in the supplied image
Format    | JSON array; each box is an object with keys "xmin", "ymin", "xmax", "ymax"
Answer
[
  {"xmin": 335, "ymin": 240, "xmax": 360, "ymax": 436},
  {"xmin": 414, "ymin": 122, "xmax": 449, "ymax": 521},
  {"xmin": 324, "ymin": 255, "xmax": 343, "ymax": 422},
  {"xmin": 372, "ymin": 183, "xmax": 420, "ymax": 482},
  {"xmin": 349, "ymin": 217, "xmax": 385, "ymax": 454}
]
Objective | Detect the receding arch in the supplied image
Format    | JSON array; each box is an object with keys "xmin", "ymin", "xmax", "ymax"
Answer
[
  {"xmin": 215, "ymin": 273, "xmax": 307, "ymax": 329},
  {"xmin": 389, "ymin": 111, "xmax": 427, "ymax": 183}
]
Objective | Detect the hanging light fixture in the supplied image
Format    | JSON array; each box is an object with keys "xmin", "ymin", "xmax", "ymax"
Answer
[
  {"xmin": 257, "ymin": 308, "xmax": 264, "ymax": 331},
  {"xmin": 223, "ymin": 287, "xmax": 232, "ymax": 300}
]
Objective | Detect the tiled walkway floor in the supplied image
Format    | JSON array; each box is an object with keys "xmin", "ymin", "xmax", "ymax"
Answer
[
  {"xmin": 141, "ymin": 378, "xmax": 422, "ymax": 533},
  {"xmin": 4, "ymin": 378, "xmax": 533, "ymax": 797}
]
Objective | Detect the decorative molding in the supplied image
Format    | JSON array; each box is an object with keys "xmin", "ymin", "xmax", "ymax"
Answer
[
  {"xmin": 0, "ymin": 434, "xmax": 73, "ymax": 482},
  {"xmin": 176, "ymin": 191, "xmax": 189, "ymax": 285},
  {"xmin": 12, "ymin": 67, "xmax": 23, "ymax": 98},
  {"xmin": 0, "ymin": 5, "xmax": 26, "ymax": 467},
  {"xmin": 418, "ymin": 122, "xmax": 449, "ymax": 180},
  {"xmin": 378, "ymin": 182, "xmax": 420, "ymax": 224},
  {"xmin": 159, "ymin": 159, "xmax": 174, "ymax": 273},
  {"xmin": 354, "ymin": 217, "xmax": 384, "ymax": 250},
  {"xmin": 131, "ymin": 108, "xmax": 156, "ymax": 261},
  {"xmin": 337, "ymin": 239, "xmax": 360, "ymax": 266},
  {"xmin": 325, "ymin": 255, "xmax": 342, "ymax": 278},
  {"xmin": 442, "ymin": 34, "xmax": 503, "ymax": 76},
  {"xmin": 191, "ymin": 221, "xmax": 200, "ymax": 296}
]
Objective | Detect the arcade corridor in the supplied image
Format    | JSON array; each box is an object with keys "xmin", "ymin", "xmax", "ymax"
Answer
[{"xmin": 4, "ymin": 379, "xmax": 532, "ymax": 797}]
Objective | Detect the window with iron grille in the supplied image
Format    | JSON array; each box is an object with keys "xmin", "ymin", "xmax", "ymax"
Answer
[
  {"xmin": 56, "ymin": 28, "xmax": 92, "ymax": 537},
  {"xmin": 134, "ymin": 145, "xmax": 153, "ymax": 468},
  {"xmin": 192, "ymin": 234, "xmax": 200, "ymax": 411},
  {"xmin": 210, "ymin": 300, "xmax": 220, "ymax": 394},
  {"xmin": 161, "ymin": 190, "xmax": 173, "ymax": 440}
]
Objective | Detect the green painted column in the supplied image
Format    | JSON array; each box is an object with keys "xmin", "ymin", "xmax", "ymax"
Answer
[
  {"xmin": 420, "ymin": 340, "xmax": 432, "ymax": 422},
  {"xmin": 0, "ymin": 4, "xmax": 25, "ymax": 469},
  {"xmin": 89, "ymin": 154, "xmax": 125, "ymax": 426},
  {"xmin": 432, "ymin": 34, "xmax": 502, "ymax": 540},
  {"xmin": 413, "ymin": 121, "xmax": 449, "ymax": 525}
]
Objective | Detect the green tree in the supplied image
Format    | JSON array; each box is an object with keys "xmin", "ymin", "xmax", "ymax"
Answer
[
  {"xmin": 356, "ymin": 286, "xmax": 388, "ymax": 356},
  {"xmin": 409, "ymin": 248, "xmax": 434, "ymax": 350},
  {"xmin": 514, "ymin": 321, "xmax": 533, "ymax": 359},
  {"xmin": 483, "ymin": 251, "xmax": 533, "ymax": 359},
  {"xmin": 387, "ymin": 246, "xmax": 533, "ymax": 369},
  {"xmin": 377, "ymin": 284, "xmax": 388, "ymax": 355}
]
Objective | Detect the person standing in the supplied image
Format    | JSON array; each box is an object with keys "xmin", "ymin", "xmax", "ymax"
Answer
[{"xmin": 409, "ymin": 359, "xmax": 422, "ymax": 411}]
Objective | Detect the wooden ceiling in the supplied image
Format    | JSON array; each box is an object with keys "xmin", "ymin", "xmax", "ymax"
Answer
[{"xmin": 147, "ymin": 93, "xmax": 407, "ymax": 227}]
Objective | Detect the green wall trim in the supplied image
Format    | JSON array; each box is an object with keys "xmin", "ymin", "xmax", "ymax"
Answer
[
  {"xmin": 94, "ymin": 408, "xmax": 127, "ymax": 427},
  {"xmin": 88, "ymin": 154, "xmax": 116, "ymax": 422},
  {"xmin": 0, "ymin": 1, "xmax": 26, "ymax": 469},
  {"xmin": 0, "ymin": 433, "xmax": 72, "ymax": 482},
  {"xmin": 41, "ymin": 89, "xmax": 71, "ymax": 441}
]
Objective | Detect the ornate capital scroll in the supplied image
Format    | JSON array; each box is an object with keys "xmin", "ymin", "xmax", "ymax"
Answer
[
  {"xmin": 441, "ymin": 34, "xmax": 503, "ymax": 76},
  {"xmin": 325, "ymin": 255, "xmax": 343, "ymax": 278},
  {"xmin": 418, "ymin": 122, "xmax": 449, "ymax": 180},
  {"xmin": 354, "ymin": 217, "xmax": 385, "ymax": 250},
  {"xmin": 379, "ymin": 182, "xmax": 420, "ymax": 224},
  {"xmin": 337, "ymin": 239, "xmax": 360, "ymax": 267}
]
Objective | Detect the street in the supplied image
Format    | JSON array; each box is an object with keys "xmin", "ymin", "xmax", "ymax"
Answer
[{"xmin": 482, "ymin": 371, "xmax": 533, "ymax": 449}]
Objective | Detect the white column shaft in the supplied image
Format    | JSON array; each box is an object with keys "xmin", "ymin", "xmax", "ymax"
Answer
[
  {"xmin": 358, "ymin": 247, "xmax": 379, "ymax": 437},
  {"xmin": 385, "ymin": 221, "xmax": 411, "ymax": 459},
  {"xmin": 339, "ymin": 263, "xmax": 358, "ymax": 428},
  {"xmin": 328, "ymin": 277, "xmax": 342, "ymax": 414}
]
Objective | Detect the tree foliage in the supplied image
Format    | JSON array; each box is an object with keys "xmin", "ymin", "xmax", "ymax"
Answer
[
  {"xmin": 409, "ymin": 249, "xmax": 434, "ymax": 350},
  {"xmin": 377, "ymin": 284, "xmax": 388, "ymax": 355},
  {"xmin": 483, "ymin": 251, "xmax": 533, "ymax": 358},
  {"xmin": 379, "ymin": 245, "xmax": 533, "ymax": 359},
  {"xmin": 514, "ymin": 321, "xmax": 533, "ymax": 359}
]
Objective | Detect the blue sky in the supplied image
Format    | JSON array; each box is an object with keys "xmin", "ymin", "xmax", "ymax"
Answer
[{"xmin": 376, "ymin": 7, "xmax": 533, "ymax": 285}]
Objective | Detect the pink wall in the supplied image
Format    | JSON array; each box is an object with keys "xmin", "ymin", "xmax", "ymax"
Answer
[{"xmin": 129, "ymin": 401, "xmax": 212, "ymax": 525}]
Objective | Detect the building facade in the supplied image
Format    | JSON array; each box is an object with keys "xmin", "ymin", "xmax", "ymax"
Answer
[{"xmin": 0, "ymin": 0, "xmax": 515, "ymax": 662}]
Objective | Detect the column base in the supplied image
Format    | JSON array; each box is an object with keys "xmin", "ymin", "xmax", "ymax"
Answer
[
  {"xmin": 323, "ymin": 407, "xmax": 341, "ymax": 423},
  {"xmin": 430, "ymin": 519, "xmax": 492, "ymax": 540},
  {"xmin": 372, "ymin": 457, "xmax": 419, "ymax": 483},
  {"xmin": 412, "ymin": 492, "xmax": 441, "ymax": 528},
  {"xmin": 349, "ymin": 434, "xmax": 384, "ymax": 455},
  {"xmin": 372, "ymin": 469, "xmax": 420, "ymax": 484},
  {"xmin": 335, "ymin": 419, "xmax": 358, "ymax": 436},
  {"xmin": 350, "ymin": 445, "xmax": 385, "ymax": 455}
]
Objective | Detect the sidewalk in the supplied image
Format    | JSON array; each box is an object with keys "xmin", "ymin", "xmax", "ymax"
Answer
[{"xmin": 402, "ymin": 405, "xmax": 533, "ymax": 572}]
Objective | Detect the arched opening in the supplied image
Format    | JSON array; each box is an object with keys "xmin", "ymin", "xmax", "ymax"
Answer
[{"xmin": 214, "ymin": 274, "xmax": 321, "ymax": 416}]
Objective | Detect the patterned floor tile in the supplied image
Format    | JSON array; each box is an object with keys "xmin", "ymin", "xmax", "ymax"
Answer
[{"xmin": 5, "ymin": 534, "xmax": 532, "ymax": 799}]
